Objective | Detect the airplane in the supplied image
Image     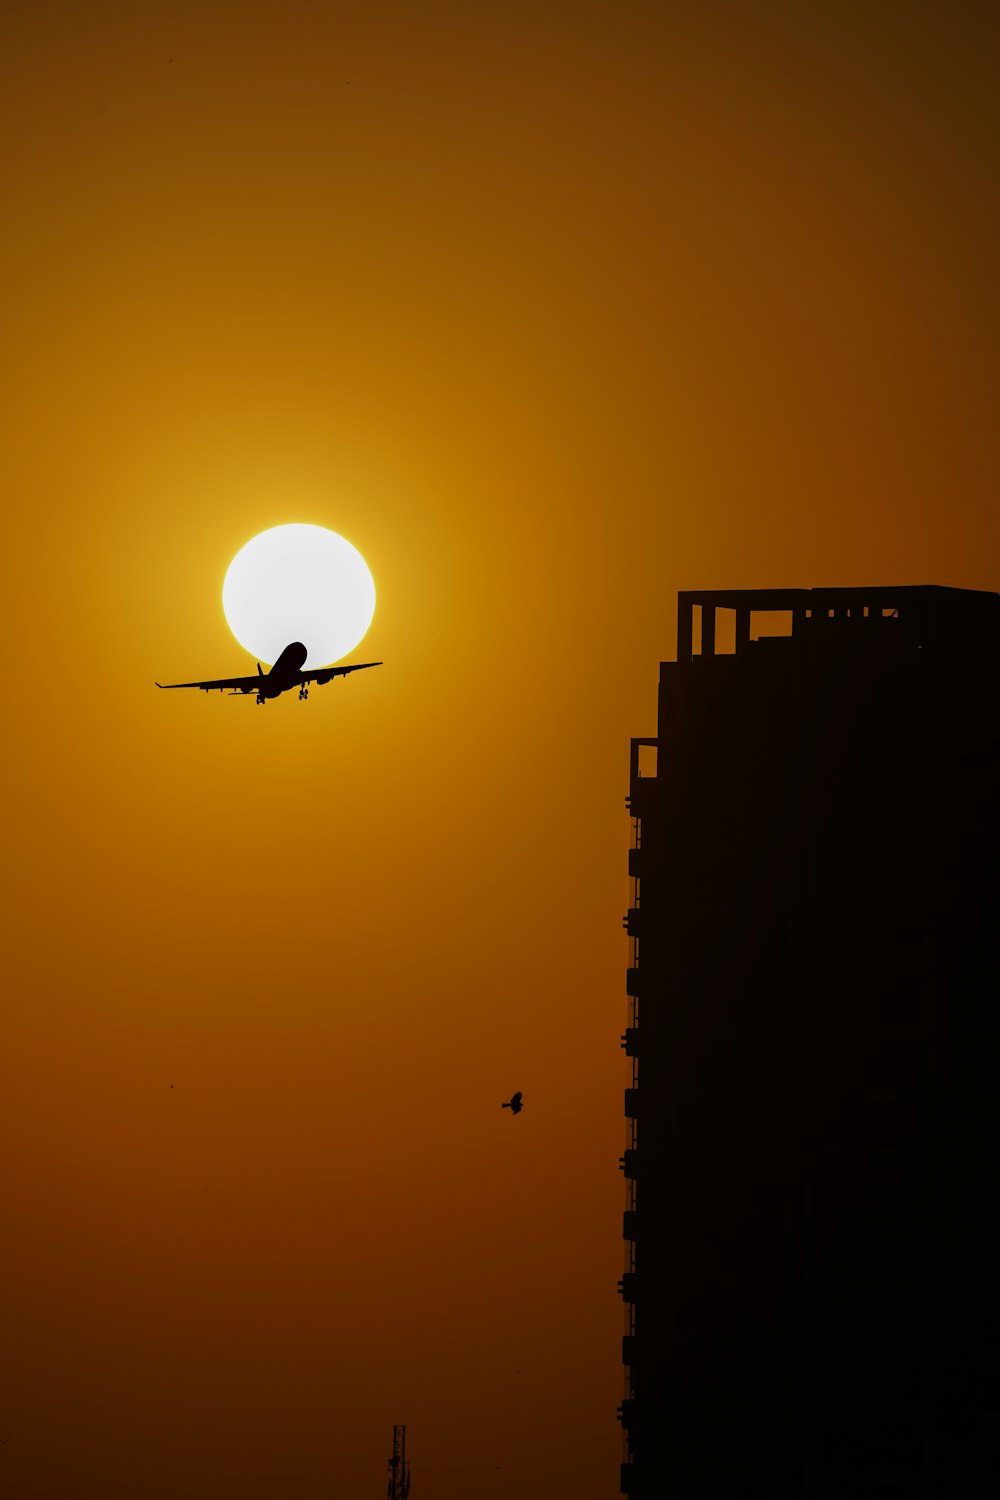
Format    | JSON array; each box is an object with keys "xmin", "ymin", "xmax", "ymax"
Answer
[{"xmin": 156, "ymin": 641, "xmax": 382, "ymax": 705}]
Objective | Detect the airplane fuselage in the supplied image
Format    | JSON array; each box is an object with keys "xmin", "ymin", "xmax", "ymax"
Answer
[{"xmin": 254, "ymin": 641, "xmax": 309, "ymax": 699}]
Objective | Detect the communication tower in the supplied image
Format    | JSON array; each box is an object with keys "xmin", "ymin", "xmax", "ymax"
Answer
[{"xmin": 387, "ymin": 1424, "xmax": 411, "ymax": 1500}]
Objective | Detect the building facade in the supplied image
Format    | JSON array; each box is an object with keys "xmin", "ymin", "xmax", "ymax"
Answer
[{"xmin": 620, "ymin": 587, "xmax": 1000, "ymax": 1498}]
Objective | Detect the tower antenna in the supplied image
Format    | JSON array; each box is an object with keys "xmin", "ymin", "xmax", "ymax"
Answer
[{"xmin": 387, "ymin": 1424, "xmax": 411, "ymax": 1500}]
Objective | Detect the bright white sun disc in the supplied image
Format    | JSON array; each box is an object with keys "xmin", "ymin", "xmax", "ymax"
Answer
[{"xmin": 222, "ymin": 524, "xmax": 376, "ymax": 668}]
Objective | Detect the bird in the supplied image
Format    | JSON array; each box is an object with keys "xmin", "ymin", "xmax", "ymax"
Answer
[{"xmin": 502, "ymin": 1091, "xmax": 523, "ymax": 1115}]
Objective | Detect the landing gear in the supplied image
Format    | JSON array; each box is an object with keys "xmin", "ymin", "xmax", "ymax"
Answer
[
  {"xmin": 299, "ymin": 687, "xmax": 309, "ymax": 700},
  {"xmin": 256, "ymin": 695, "xmax": 265, "ymax": 706}
]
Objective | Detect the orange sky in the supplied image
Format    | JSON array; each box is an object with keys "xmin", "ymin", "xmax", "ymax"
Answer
[{"xmin": 2, "ymin": 3, "xmax": 998, "ymax": 1495}]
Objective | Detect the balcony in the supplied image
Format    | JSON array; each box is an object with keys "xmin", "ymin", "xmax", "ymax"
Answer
[
  {"xmin": 624, "ymin": 1087, "xmax": 640, "ymax": 1118},
  {"xmin": 620, "ymin": 1028, "xmax": 639, "ymax": 1057},
  {"xmin": 619, "ymin": 1148, "xmax": 639, "ymax": 1177},
  {"xmin": 627, "ymin": 737, "xmax": 658, "ymax": 818},
  {"xmin": 619, "ymin": 1271, "xmax": 638, "ymax": 1302},
  {"xmin": 623, "ymin": 1210, "xmax": 639, "ymax": 1241},
  {"xmin": 622, "ymin": 907, "xmax": 642, "ymax": 938},
  {"xmin": 626, "ymin": 967, "xmax": 641, "ymax": 998}
]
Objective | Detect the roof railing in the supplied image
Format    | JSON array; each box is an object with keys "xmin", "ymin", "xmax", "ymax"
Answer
[{"xmin": 675, "ymin": 585, "xmax": 1000, "ymax": 664}]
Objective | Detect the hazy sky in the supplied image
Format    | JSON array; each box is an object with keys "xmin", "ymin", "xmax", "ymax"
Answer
[{"xmin": 2, "ymin": 3, "xmax": 998, "ymax": 1496}]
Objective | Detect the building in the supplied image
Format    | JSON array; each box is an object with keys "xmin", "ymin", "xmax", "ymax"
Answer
[{"xmin": 620, "ymin": 586, "xmax": 1000, "ymax": 1498}]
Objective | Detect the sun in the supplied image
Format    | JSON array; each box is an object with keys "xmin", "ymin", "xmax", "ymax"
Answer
[{"xmin": 222, "ymin": 524, "xmax": 376, "ymax": 668}]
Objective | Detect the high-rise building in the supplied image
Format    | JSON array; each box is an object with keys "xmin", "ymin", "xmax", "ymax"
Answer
[{"xmin": 620, "ymin": 587, "xmax": 1000, "ymax": 1498}]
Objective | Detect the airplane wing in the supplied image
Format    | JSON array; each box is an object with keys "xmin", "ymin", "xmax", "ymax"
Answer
[
  {"xmin": 300, "ymin": 660, "xmax": 383, "ymax": 686},
  {"xmin": 155, "ymin": 675, "xmax": 261, "ymax": 693}
]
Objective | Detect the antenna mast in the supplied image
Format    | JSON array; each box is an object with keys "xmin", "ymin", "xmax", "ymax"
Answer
[{"xmin": 387, "ymin": 1424, "xmax": 411, "ymax": 1500}]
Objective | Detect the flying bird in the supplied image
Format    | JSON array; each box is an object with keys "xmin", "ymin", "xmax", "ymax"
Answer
[{"xmin": 502, "ymin": 1091, "xmax": 523, "ymax": 1115}]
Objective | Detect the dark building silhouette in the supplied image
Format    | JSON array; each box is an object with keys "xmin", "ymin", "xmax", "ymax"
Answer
[{"xmin": 619, "ymin": 587, "xmax": 1000, "ymax": 1498}]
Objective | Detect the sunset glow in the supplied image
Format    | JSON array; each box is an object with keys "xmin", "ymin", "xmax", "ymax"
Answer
[{"xmin": 3, "ymin": 4, "xmax": 999, "ymax": 1498}]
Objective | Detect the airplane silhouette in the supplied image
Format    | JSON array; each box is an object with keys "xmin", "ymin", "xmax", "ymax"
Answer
[
  {"xmin": 156, "ymin": 642, "xmax": 381, "ymax": 705},
  {"xmin": 502, "ymin": 1091, "xmax": 523, "ymax": 1115}
]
